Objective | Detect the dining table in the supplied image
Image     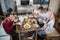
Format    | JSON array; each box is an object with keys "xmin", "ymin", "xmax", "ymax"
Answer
[{"xmin": 15, "ymin": 15, "xmax": 41, "ymax": 40}]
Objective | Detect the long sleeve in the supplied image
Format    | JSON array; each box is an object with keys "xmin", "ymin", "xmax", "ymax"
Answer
[
  {"xmin": 45, "ymin": 11, "xmax": 55, "ymax": 22},
  {"xmin": 3, "ymin": 19, "xmax": 13, "ymax": 34}
]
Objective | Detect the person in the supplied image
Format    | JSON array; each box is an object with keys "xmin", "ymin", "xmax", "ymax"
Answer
[
  {"xmin": 32, "ymin": 5, "xmax": 40, "ymax": 18},
  {"xmin": 37, "ymin": 8, "xmax": 55, "ymax": 38},
  {"xmin": 43, "ymin": 9, "xmax": 55, "ymax": 34},
  {"xmin": 36, "ymin": 7, "xmax": 46, "ymax": 27},
  {"xmin": 33, "ymin": 5, "xmax": 40, "ymax": 14},
  {"xmin": 32, "ymin": 7, "xmax": 55, "ymax": 40},
  {"xmin": 31, "ymin": 7, "xmax": 46, "ymax": 40},
  {"xmin": 38, "ymin": 9, "xmax": 55, "ymax": 38},
  {"xmin": 3, "ymin": 13, "xmax": 19, "ymax": 40}
]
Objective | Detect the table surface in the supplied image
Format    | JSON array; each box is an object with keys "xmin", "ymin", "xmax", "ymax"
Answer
[
  {"xmin": 15, "ymin": 23, "xmax": 41, "ymax": 40},
  {"xmin": 16, "ymin": 25, "xmax": 41, "ymax": 33},
  {"xmin": 15, "ymin": 15, "xmax": 41, "ymax": 33}
]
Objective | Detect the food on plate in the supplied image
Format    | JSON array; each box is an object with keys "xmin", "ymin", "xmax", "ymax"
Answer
[
  {"xmin": 16, "ymin": 22, "xmax": 22, "ymax": 25},
  {"xmin": 24, "ymin": 16, "xmax": 28, "ymax": 19},
  {"xmin": 33, "ymin": 24, "xmax": 39, "ymax": 28},
  {"xmin": 23, "ymin": 23, "xmax": 31, "ymax": 29},
  {"xmin": 31, "ymin": 19, "xmax": 37, "ymax": 24},
  {"xmin": 24, "ymin": 18, "xmax": 31, "ymax": 24},
  {"xmin": 29, "ymin": 15, "xmax": 33, "ymax": 18}
]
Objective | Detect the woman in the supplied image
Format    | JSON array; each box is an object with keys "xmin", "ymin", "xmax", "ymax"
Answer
[
  {"xmin": 3, "ymin": 13, "xmax": 19, "ymax": 40},
  {"xmin": 38, "ymin": 8, "xmax": 55, "ymax": 35},
  {"xmin": 43, "ymin": 10, "xmax": 55, "ymax": 34}
]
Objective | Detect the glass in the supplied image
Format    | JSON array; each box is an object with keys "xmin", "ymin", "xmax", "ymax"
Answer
[{"xmin": 19, "ymin": 16, "xmax": 24, "ymax": 23}]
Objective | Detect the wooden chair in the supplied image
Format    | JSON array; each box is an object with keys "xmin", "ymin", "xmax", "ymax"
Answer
[
  {"xmin": 0, "ymin": 21, "xmax": 12, "ymax": 40},
  {"xmin": 45, "ymin": 28, "xmax": 60, "ymax": 40}
]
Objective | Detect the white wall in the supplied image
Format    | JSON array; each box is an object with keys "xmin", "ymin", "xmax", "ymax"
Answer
[
  {"xmin": 1, "ymin": 0, "xmax": 15, "ymax": 15},
  {"xmin": 49, "ymin": 0, "xmax": 60, "ymax": 14},
  {"xmin": 1, "ymin": 0, "xmax": 7, "ymax": 15},
  {"xmin": 15, "ymin": 0, "xmax": 60, "ymax": 14},
  {"xmin": 16, "ymin": 0, "xmax": 21, "ymax": 6}
]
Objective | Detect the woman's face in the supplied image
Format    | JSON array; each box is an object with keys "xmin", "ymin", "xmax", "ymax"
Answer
[
  {"xmin": 44, "ymin": 9, "xmax": 47, "ymax": 13},
  {"xmin": 9, "ymin": 15, "xmax": 15, "ymax": 20},
  {"xmin": 14, "ymin": 15, "xmax": 17, "ymax": 18}
]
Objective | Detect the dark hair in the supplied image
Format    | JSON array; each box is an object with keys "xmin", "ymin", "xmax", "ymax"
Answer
[
  {"xmin": 38, "ymin": 7, "xmax": 44, "ymax": 10},
  {"xmin": 6, "ymin": 12, "xmax": 17, "ymax": 17},
  {"xmin": 6, "ymin": 13, "xmax": 11, "ymax": 17},
  {"xmin": 11, "ymin": 12, "xmax": 17, "ymax": 15},
  {"xmin": 6, "ymin": 13, "xmax": 17, "ymax": 17}
]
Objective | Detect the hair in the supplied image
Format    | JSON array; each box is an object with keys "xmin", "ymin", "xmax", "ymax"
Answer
[
  {"xmin": 6, "ymin": 12, "xmax": 17, "ymax": 17},
  {"xmin": 38, "ymin": 7, "xmax": 44, "ymax": 10},
  {"xmin": 6, "ymin": 13, "xmax": 11, "ymax": 17},
  {"xmin": 46, "ymin": 8, "xmax": 48, "ymax": 11}
]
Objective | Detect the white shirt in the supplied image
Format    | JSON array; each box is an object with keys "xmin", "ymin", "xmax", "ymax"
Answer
[
  {"xmin": 43, "ymin": 20, "xmax": 54, "ymax": 34},
  {"xmin": 38, "ymin": 12, "xmax": 55, "ymax": 34},
  {"xmin": 34, "ymin": 9, "xmax": 40, "ymax": 14},
  {"xmin": 45, "ymin": 11, "xmax": 55, "ymax": 22},
  {"xmin": 38, "ymin": 12, "xmax": 46, "ymax": 20}
]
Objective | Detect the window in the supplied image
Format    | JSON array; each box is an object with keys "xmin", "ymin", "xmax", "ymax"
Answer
[
  {"xmin": 33, "ymin": 0, "xmax": 50, "ymax": 4},
  {"xmin": 33, "ymin": 0, "xmax": 50, "ymax": 8},
  {"xmin": 21, "ymin": 0, "xmax": 29, "ymax": 5}
]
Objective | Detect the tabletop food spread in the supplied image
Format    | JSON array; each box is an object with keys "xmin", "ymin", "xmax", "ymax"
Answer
[{"xmin": 15, "ymin": 15, "xmax": 40, "ymax": 29}]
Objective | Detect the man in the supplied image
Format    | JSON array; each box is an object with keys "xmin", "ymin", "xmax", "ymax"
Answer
[
  {"xmin": 30, "ymin": 7, "xmax": 46, "ymax": 40},
  {"xmin": 32, "ymin": 5, "xmax": 40, "ymax": 18},
  {"xmin": 37, "ymin": 7, "xmax": 46, "ymax": 27},
  {"xmin": 3, "ymin": 13, "xmax": 18, "ymax": 40},
  {"xmin": 33, "ymin": 5, "xmax": 40, "ymax": 14}
]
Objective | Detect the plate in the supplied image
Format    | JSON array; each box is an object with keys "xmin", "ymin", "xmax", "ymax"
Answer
[
  {"xmin": 33, "ymin": 24, "xmax": 39, "ymax": 28},
  {"xmin": 23, "ymin": 23, "xmax": 31, "ymax": 29},
  {"xmin": 16, "ymin": 22, "xmax": 22, "ymax": 25}
]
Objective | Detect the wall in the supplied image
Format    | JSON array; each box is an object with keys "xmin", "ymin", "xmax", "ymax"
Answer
[
  {"xmin": 49, "ymin": 0, "xmax": 60, "ymax": 14},
  {"xmin": 16, "ymin": 0, "xmax": 20, "ymax": 6},
  {"xmin": 16, "ymin": 0, "xmax": 60, "ymax": 14},
  {"xmin": 4, "ymin": 0, "xmax": 15, "ymax": 10},
  {"xmin": 1, "ymin": 0, "xmax": 15, "ymax": 15},
  {"xmin": 1, "ymin": 0, "xmax": 60, "ymax": 15},
  {"xmin": 1, "ymin": 0, "xmax": 7, "ymax": 15}
]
